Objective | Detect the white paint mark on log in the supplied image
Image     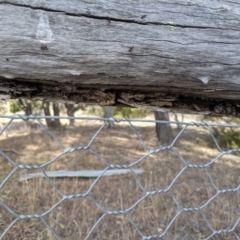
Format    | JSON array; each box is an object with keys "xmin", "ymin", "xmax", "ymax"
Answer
[
  {"xmin": 36, "ymin": 12, "xmax": 54, "ymax": 43},
  {"xmin": 199, "ymin": 76, "xmax": 210, "ymax": 84},
  {"xmin": 67, "ymin": 70, "xmax": 82, "ymax": 75},
  {"xmin": 2, "ymin": 73, "xmax": 15, "ymax": 79}
]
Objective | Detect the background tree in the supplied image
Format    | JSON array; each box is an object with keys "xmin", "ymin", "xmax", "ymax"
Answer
[
  {"xmin": 42, "ymin": 102, "xmax": 61, "ymax": 129},
  {"xmin": 9, "ymin": 99, "xmax": 62, "ymax": 129},
  {"xmin": 9, "ymin": 99, "xmax": 42, "ymax": 115},
  {"xmin": 64, "ymin": 103, "xmax": 85, "ymax": 126},
  {"xmin": 113, "ymin": 107, "xmax": 148, "ymax": 118}
]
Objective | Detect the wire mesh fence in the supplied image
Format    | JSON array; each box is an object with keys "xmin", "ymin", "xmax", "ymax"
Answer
[{"xmin": 0, "ymin": 114, "xmax": 239, "ymax": 240}]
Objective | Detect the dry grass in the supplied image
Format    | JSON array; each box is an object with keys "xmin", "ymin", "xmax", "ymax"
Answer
[{"xmin": 0, "ymin": 117, "xmax": 239, "ymax": 240}]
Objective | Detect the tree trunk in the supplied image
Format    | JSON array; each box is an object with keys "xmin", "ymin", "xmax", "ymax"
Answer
[
  {"xmin": 64, "ymin": 103, "xmax": 85, "ymax": 126},
  {"xmin": 154, "ymin": 112, "xmax": 172, "ymax": 145},
  {"xmin": 1, "ymin": 1, "xmax": 240, "ymax": 116},
  {"xmin": 18, "ymin": 99, "xmax": 32, "ymax": 115},
  {"xmin": 42, "ymin": 102, "xmax": 54, "ymax": 128},
  {"xmin": 42, "ymin": 101, "xmax": 61, "ymax": 129},
  {"xmin": 52, "ymin": 102, "xmax": 61, "ymax": 129}
]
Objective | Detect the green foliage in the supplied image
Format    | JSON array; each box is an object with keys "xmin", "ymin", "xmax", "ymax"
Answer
[
  {"xmin": 203, "ymin": 115, "xmax": 240, "ymax": 151},
  {"xmin": 84, "ymin": 105, "xmax": 149, "ymax": 118},
  {"xmin": 113, "ymin": 107, "xmax": 149, "ymax": 118},
  {"xmin": 86, "ymin": 105, "xmax": 104, "ymax": 116},
  {"xmin": 9, "ymin": 100, "xmax": 21, "ymax": 113},
  {"xmin": 8, "ymin": 99, "xmax": 42, "ymax": 114},
  {"xmin": 211, "ymin": 126, "xmax": 240, "ymax": 150},
  {"xmin": 29, "ymin": 101, "xmax": 42, "ymax": 113},
  {"xmin": 0, "ymin": 100, "xmax": 7, "ymax": 114}
]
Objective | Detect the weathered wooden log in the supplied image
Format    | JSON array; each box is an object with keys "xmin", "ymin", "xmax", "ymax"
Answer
[{"xmin": 1, "ymin": 0, "xmax": 240, "ymax": 116}]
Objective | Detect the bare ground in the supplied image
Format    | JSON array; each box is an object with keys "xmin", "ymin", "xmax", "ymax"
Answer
[{"xmin": 0, "ymin": 115, "xmax": 239, "ymax": 240}]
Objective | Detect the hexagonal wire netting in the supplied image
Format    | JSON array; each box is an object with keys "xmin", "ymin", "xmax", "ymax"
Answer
[{"xmin": 0, "ymin": 114, "xmax": 239, "ymax": 240}]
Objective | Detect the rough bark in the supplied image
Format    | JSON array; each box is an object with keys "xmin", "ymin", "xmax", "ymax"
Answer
[
  {"xmin": 65, "ymin": 103, "xmax": 85, "ymax": 125},
  {"xmin": 42, "ymin": 101, "xmax": 61, "ymax": 129},
  {"xmin": 42, "ymin": 102, "xmax": 53, "ymax": 128},
  {"xmin": 52, "ymin": 102, "xmax": 61, "ymax": 129},
  {"xmin": 1, "ymin": 1, "xmax": 240, "ymax": 116},
  {"xmin": 18, "ymin": 99, "xmax": 32, "ymax": 115}
]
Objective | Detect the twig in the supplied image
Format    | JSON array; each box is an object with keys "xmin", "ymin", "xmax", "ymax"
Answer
[{"xmin": 0, "ymin": 149, "xmax": 22, "ymax": 155}]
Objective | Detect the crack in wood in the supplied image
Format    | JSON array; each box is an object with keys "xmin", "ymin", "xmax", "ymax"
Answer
[{"xmin": 0, "ymin": 1, "xmax": 217, "ymax": 29}]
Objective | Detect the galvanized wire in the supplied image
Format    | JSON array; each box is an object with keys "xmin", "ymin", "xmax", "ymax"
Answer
[{"xmin": 0, "ymin": 114, "xmax": 239, "ymax": 240}]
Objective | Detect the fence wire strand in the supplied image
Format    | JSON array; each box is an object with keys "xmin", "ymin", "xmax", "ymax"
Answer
[{"xmin": 0, "ymin": 115, "xmax": 239, "ymax": 240}]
